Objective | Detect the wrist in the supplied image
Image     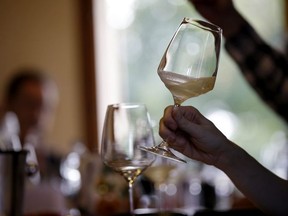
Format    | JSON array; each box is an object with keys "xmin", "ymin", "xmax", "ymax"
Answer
[{"xmin": 214, "ymin": 140, "xmax": 242, "ymax": 171}]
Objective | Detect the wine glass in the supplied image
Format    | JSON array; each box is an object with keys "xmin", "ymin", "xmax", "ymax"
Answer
[
  {"xmin": 144, "ymin": 157, "xmax": 177, "ymax": 212},
  {"xmin": 101, "ymin": 103, "xmax": 156, "ymax": 215},
  {"xmin": 141, "ymin": 18, "xmax": 222, "ymax": 163}
]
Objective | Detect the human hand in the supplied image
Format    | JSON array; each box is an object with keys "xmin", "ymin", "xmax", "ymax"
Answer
[{"xmin": 159, "ymin": 105, "xmax": 232, "ymax": 166}]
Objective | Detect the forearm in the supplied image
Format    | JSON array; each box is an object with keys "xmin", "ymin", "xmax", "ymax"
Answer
[
  {"xmin": 189, "ymin": 0, "xmax": 246, "ymax": 39},
  {"xmin": 224, "ymin": 20, "xmax": 288, "ymax": 122},
  {"xmin": 214, "ymin": 9, "xmax": 246, "ymax": 39},
  {"xmin": 216, "ymin": 141, "xmax": 288, "ymax": 215}
]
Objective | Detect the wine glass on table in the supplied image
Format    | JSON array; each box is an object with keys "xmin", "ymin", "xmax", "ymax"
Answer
[
  {"xmin": 144, "ymin": 157, "xmax": 177, "ymax": 212},
  {"xmin": 141, "ymin": 18, "xmax": 222, "ymax": 163},
  {"xmin": 101, "ymin": 103, "xmax": 156, "ymax": 215}
]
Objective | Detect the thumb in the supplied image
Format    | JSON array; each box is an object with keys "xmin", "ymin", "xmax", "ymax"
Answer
[{"xmin": 172, "ymin": 106, "xmax": 203, "ymax": 137}]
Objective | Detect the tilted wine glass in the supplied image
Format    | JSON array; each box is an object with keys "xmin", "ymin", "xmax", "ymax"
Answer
[
  {"xmin": 141, "ymin": 18, "xmax": 222, "ymax": 163},
  {"xmin": 101, "ymin": 103, "xmax": 156, "ymax": 215}
]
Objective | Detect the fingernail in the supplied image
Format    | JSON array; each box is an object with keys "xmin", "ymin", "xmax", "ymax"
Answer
[{"xmin": 173, "ymin": 107, "xmax": 181, "ymax": 120}]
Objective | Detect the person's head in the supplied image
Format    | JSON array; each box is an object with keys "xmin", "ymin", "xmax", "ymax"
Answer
[{"xmin": 4, "ymin": 68, "xmax": 59, "ymax": 142}]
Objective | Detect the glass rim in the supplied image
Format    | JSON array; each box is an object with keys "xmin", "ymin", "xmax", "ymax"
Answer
[
  {"xmin": 182, "ymin": 17, "xmax": 223, "ymax": 34},
  {"xmin": 108, "ymin": 102, "xmax": 147, "ymax": 109}
]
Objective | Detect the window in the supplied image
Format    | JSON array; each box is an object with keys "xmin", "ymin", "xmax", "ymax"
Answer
[{"xmin": 94, "ymin": 0, "xmax": 287, "ymax": 171}]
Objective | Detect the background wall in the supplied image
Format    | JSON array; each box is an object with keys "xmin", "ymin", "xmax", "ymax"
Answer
[{"xmin": 0, "ymin": 0, "xmax": 86, "ymax": 154}]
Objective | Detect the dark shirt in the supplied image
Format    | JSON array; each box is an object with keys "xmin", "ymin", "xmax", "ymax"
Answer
[{"xmin": 225, "ymin": 23, "xmax": 288, "ymax": 123}]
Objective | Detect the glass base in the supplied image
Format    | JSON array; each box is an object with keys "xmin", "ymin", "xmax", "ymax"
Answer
[{"xmin": 140, "ymin": 142, "xmax": 186, "ymax": 163}]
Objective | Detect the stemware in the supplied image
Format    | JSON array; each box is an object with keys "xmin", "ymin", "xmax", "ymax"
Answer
[
  {"xmin": 141, "ymin": 18, "xmax": 222, "ymax": 163},
  {"xmin": 101, "ymin": 103, "xmax": 156, "ymax": 215},
  {"xmin": 144, "ymin": 157, "xmax": 177, "ymax": 212}
]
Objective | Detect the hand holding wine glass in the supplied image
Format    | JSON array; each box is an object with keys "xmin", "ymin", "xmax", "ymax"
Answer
[
  {"xmin": 101, "ymin": 103, "xmax": 156, "ymax": 215},
  {"xmin": 141, "ymin": 18, "xmax": 222, "ymax": 163}
]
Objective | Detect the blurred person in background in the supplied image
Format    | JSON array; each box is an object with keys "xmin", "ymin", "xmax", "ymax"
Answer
[
  {"xmin": 2, "ymin": 68, "xmax": 134, "ymax": 216},
  {"xmin": 0, "ymin": 68, "xmax": 67, "ymax": 215},
  {"xmin": 188, "ymin": 0, "xmax": 288, "ymax": 123}
]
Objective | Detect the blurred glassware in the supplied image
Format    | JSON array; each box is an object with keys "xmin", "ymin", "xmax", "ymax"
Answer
[{"xmin": 0, "ymin": 150, "xmax": 28, "ymax": 216}]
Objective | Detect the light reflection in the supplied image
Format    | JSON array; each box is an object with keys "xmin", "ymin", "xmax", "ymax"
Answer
[
  {"xmin": 214, "ymin": 172, "xmax": 234, "ymax": 197},
  {"xmin": 187, "ymin": 43, "xmax": 200, "ymax": 56},
  {"xmin": 63, "ymin": 168, "xmax": 80, "ymax": 182},
  {"xmin": 206, "ymin": 109, "xmax": 239, "ymax": 139},
  {"xmin": 189, "ymin": 179, "xmax": 201, "ymax": 195},
  {"xmin": 260, "ymin": 131, "xmax": 288, "ymax": 179},
  {"xmin": 60, "ymin": 151, "xmax": 81, "ymax": 196},
  {"xmin": 106, "ymin": 0, "xmax": 135, "ymax": 29},
  {"xmin": 166, "ymin": 183, "xmax": 177, "ymax": 196},
  {"xmin": 159, "ymin": 183, "xmax": 167, "ymax": 192}
]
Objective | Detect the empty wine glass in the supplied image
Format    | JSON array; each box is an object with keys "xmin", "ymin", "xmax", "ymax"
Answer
[
  {"xmin": 141, "ymin": 18, "xmax": 222, "ymax": 163},
  {"xmin": 101, "ymin": 103, "xmax": 156, "ymax": 215},
  {"xmin": 144, "ymin": 157, "xmax": 177, "ymax": 212}
]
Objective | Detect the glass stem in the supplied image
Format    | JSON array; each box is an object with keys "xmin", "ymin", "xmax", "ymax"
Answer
[
  {"xmin": 156, "ymin": 183, "xmax": 165, "ymax": 213},
  {"xmin": 128, "ymin": 182, "xmax": 135, "ymax": 216}
]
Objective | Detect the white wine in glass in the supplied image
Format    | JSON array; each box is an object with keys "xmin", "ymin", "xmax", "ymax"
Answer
[
  {"xmin": 141, "ymin": 18, "xmax": 222, "ymax": 163},
  {"xmin": 101, "ymin": 103, "xmax": 156, "ymax": 215}
]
